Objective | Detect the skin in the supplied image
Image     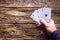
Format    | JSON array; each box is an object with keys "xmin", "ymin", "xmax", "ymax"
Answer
[{"xmin": 35, "ymin": 18, "xmax": 57, "ymax": 33}]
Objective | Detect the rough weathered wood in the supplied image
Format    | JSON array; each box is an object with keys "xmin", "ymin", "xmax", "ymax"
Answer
[
  {"xmin": 0, "ymin": 24, "xmax": 48, "ymax": 40},
  {"xmin": 49, "ymin": 0, "xmax": 60, "ymax": 2},
  {"xmin": 0, "ymin": 24, "xmax": 60, "ymax": 40},
  {"xmin": 0, "ymin": 0, "xmax": 49, "ymax": 7},
  {"xmin": 0, "ymin": 0, "xmax": 60, "ymax": 8},
  {"xmin": 0, "ymin": 7, "xmax": 39, "ymax": 11},
  {"xmin": 0, "ymin": 0, "xmax": 60, "ymax": 40},
  {"xmin": 0, "ymin": 9, "xmax": 60, "ymax": 24},
  {"xmin": 0, "ymin": 24, "xmax": 59, "ymax": 28}
]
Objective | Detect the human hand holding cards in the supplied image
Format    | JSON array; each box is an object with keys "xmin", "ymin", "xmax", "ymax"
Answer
[{"xmin": 30, "ymin": 7, "xmax": 51, "ymax": 25}]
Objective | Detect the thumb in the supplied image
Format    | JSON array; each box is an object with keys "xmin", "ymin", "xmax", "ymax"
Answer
[{"xmin": 40, "ymin": 18, "xmax": 48, "ymax": 26}]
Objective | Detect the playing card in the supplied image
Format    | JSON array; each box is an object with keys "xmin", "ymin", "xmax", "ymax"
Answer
[
  {"xmin": 30, "ymin": 10, "xmax": 40, "ymax": 24},
  {"xmin": 38, "ymin": 8, "xmax": 51, "ymax": 23},
  {"xmin": 42, "ymin": 8, "xmax": 51, "ymax": 22},
  {"xmin": 38, "ymin": 8, "xmax": 43, "ymax": 19}
]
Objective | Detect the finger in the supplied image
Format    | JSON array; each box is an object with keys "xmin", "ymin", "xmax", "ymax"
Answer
[
  {"xmin": 50, "ymin": 19, "xmax": 54, "ymax": 24},
  {"xmin": 35, "ymin": 21, "xmax": 41, "ymax": 26},
  {"xmin": 35, "ymin": 21, "xmax": 39, "ymax": 25},
  {"xmin": 40, "ymin": 18, "xmax": 48, "ymax": 25},
  {"xmin": 36, "ymin": 22, "xmax": 40, "ymax": 26},
  {"xmin": 35, "ymin": 21, "xmax": 38, "ymax": 24},
  {"xmin": 35, "ymin": 22, "xmax": 41, "ymax": 26},
  {"xmin": 51, "ymin": 19, "xmax": 54, "ymax": 22}
]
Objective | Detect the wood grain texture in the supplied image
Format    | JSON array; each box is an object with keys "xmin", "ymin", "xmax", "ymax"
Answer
[
  {"xmin": 0, "ymin": 24, "xmax": 47, "ymax": 40},
  {"xmin": 0, "ymin": 0, "xmax": 48, "ymax": 7},
  {"xmin": 0, "ymin": 24, "xmax": 60, "ymax": 40},
  {"xmin": 0, "ymin": 0, "xmax": 60, "ymax": 40},
  {"xmin": 0, "ymin": 0, "xmax": 60, "ymax": 8},
  {"xmin": 0, "ymin": 8, "xmax": 60, "ymax": 24}
]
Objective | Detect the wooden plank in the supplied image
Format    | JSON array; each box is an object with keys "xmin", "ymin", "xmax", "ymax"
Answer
[
  {"xmin": 0, "ymin": 24, "xmax": 46, "ymax": 40},
  {"xmin": 0, "ymin": 0, "xmax": 49, "ymax": 4},
  {"xmin": 0, "ymin": 38, "xmax": 40, "ymax": 40},
  {"xmin": 0, "ymin": 0, "xmax": 49, "ymax": 3},
  {"xmin": 0, "ymin": 7, "xmax": 39, "ymax": 11},
  {"xmin": 0, "ymin": 7, "xmax": 60, "ymax": 14},
  {"xmin": 0, "ymin": 0, "xmax": 60, "ymax": 9},
  {"xmin": 0, "ymin": 24, "xmax": 59, "ymax": 28},
  {"xmin": 0, "ymin": 38, "xmax": 39, "ymax": 40},
  {"xmin": 0, "ymin": 24, "xmax": 36, "ymax": 28},
  {"xmin": 0, "ymin": 38, "xmax": 24, "ymax": 40},
  {"xmin": 0, "ymin": 38, "xmax": 46, "ymax": 40},
  {"xmin": 0, "ymin": 0, "xmax": 60, "ymax": 4},
  {"xmin": 49, "ymin": 0, "xmax": 60, "ymax": 2},
  {"xmin": 0, "ymin": 9, "xmax": 60, "ymax": 24},
  {"xmin": 0, "ymin": 24, "xmax": 59, "ymax": 40},
  {"xmin": 0, "ymin": 7, "xmax": 60, "ymax": 12},
  {"xmin": 0, "ymin": 0, "xmax": 45, "ymax": 7}
]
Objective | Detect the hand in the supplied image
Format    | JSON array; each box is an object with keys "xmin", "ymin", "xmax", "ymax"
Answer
[{"xmin": 35, "ymin": 18, "xmax": 57, "ymax": 33}]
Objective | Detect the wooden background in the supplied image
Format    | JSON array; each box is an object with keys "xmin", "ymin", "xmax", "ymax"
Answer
[{"xmin": 0, "ymin": 0, "xmax": 60, "ymax": 40}]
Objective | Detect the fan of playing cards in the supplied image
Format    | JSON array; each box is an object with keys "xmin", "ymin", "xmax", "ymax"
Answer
[{"xmin": 30, "ymin": 7, "xmax": 51, "ymax": 24}]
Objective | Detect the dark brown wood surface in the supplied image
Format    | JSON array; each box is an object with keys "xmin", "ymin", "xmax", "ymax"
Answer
[{"xmin": 0, "ymin": 0, "xmax": 60, "ymax": 40}]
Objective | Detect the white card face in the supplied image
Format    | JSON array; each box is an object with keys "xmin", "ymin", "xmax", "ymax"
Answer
[
  {"xmin": 38, "ymin": 8, "xmax": 43, "ymax": 19},
  {"xmin": 42, "ymin": 8, "xmax": 51, "ymax": 22},
  {"xmin": 30, "ymin": 10, "xmax": 40, "ymax": 24},
  {"xmin": 38, "ymin": 8, "xmax": 51, "ymax": 23}
]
